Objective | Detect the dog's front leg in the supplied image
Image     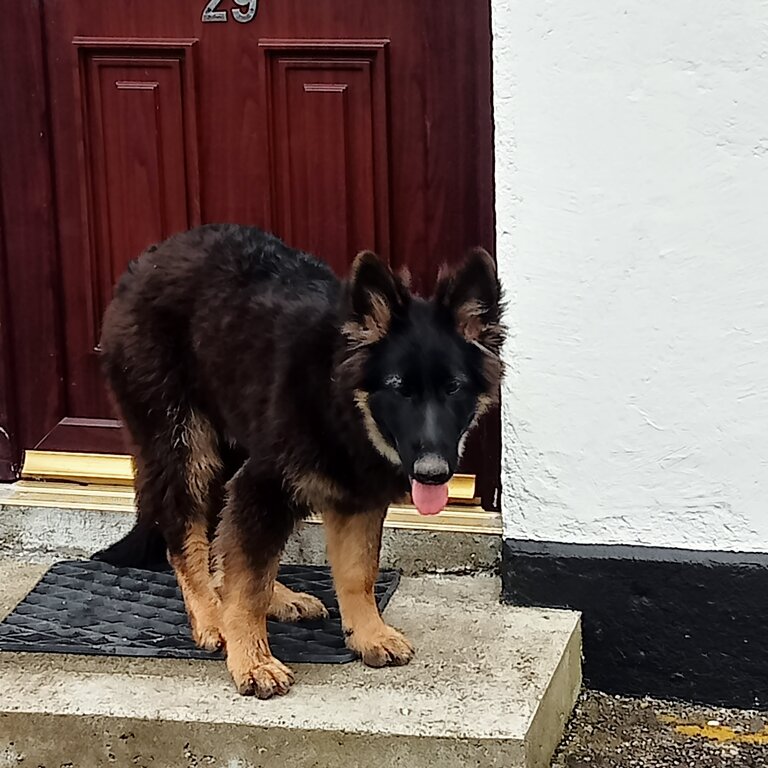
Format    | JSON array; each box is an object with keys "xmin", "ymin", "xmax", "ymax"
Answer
[
  {"xmin": 213, "ymin": 465, "xmax": 296, "ymax": 697},
  {"xmin": 323, "ymin": 508, "xmax": 414, "ymax": 667}
]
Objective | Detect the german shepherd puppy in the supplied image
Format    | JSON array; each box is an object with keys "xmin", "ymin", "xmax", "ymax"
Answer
[{"xmin": 96, "ymin": 224, "xmax": 504, "ymax": 698}]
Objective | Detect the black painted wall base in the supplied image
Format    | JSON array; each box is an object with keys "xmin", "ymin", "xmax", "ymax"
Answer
[{"xmin": 502, "ymin": 539, "xmax": 768, "ymax": 709}]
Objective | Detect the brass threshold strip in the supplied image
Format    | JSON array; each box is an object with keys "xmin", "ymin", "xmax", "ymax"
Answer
[
  {"xmin": 13, "ymin": 452, "xmax": 501, "ymax": 535},
  {"xmin": 22, "ymin": 451, "xmax": 136, "ymax": 486},
  {"xmin": 21, "ymin": 450, "xmax": 479, "ymax": 500}
]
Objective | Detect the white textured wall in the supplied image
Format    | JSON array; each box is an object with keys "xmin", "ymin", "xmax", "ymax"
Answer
[{"xmin": 492, "ymin": 0, "xmax": 768, "ymax": 552}]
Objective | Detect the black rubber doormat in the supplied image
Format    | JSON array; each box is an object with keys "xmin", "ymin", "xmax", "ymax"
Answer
[{"xmin": 0, "ymin": 560, "xmax": 400, "ymax": 664}]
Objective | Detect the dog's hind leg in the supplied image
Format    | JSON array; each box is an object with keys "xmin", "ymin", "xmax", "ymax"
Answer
[
  {"xmin": 323, "ymin": 508, "xmax": 414, "ymax": 667},
  {"xmin": 130, "ymin": 408, "xmax": 226, "ymax": 651},
  {"xmin": 168, "ymin": 409, "xmax": 227, "ymax": 650},
  {"xmin": 213, "ymin": 462, "xmax": 297, "ymax": 697}
]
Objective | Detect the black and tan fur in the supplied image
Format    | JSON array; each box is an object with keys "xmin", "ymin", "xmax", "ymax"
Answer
[{"xmin": 95, "ymin": 224, "xmax": 504, "ymax": 698}]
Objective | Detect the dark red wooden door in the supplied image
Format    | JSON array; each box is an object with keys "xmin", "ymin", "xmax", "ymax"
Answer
[{"xmin": 3, "ymin": 0, "xmax": 497, "ymax": 503}]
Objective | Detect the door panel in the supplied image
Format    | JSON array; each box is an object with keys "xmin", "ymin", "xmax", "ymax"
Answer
[
  {"xmin": 263, "ymin": 41, "xmax": 390, "ymax": 271},
  {"xmin": 78, "ymin": 42, "xmax": 201, "ymax": 366},
  {"xmin": 47, "ymin": 39, "xmax": 201, "ymax": 436},
  {"xmin": 85, "ymin": 50, "xmax": 199, "ymax": 294},
  {"xmin": 9, "ymin": 0, "xmax": 498, "ymax": 506}
]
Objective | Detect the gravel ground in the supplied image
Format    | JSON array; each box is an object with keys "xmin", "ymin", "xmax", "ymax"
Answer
[{"xmin": 553, "ymin": 690, "xmax": 768, "ymax": 767}]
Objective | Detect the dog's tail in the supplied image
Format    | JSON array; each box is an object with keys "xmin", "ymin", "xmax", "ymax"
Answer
[{"xmin": 91, "ymin": 518, "xmax": 168, "ymax": 571}]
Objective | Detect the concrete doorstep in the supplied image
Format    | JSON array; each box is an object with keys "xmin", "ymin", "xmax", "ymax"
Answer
[
  {"xmin": 0, "ymin": 557, "xmax": 581, "ymax": 768},
  {"xmin": 0, "ymin": 486, "xmax": 580, "ymax": 768}
]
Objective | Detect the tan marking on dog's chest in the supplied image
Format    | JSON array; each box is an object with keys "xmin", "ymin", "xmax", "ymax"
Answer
[{"xmin": 289, "ymin": 469, "xmax": 347, "ymax": 512}]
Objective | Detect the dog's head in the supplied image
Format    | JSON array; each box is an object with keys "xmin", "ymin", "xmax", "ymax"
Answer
[{"xmin": 341, "ymin": 249, "xmax": 505, "ymax": 515}]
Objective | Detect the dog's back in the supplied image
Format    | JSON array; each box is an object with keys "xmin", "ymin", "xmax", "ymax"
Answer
[{"xmin": 102, "ymin": 224, "xmax": 338, "ymax": 433}]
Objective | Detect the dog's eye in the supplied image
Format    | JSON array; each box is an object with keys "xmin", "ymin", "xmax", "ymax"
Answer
[{"xmin": 445, "ymin": 378, "xmax": 462, "ymax": 396}]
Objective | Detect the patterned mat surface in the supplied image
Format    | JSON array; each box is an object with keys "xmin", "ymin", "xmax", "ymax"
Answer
[{"xmin": 0, "ymin": 560, "xmax": 399, "ymax": 663}]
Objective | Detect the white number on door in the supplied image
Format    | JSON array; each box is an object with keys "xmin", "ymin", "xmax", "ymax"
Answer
[
  {"xmin": 202, "ymin": 0, "xmax": 259, "ymax": 23},
  {"xmin": 201, "ymin": 0, "xmax": 227, "ymax": 22},
  {"xmin": 232, "ymin": 0, "xmax": 258, "ymax": 23}
]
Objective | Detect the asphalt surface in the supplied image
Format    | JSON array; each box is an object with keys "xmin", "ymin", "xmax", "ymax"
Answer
[{"xmin": 553, "ymin": 690, "xmax": 768, "ymax": 767}]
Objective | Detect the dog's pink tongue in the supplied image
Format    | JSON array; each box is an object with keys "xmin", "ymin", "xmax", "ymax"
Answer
[{"xmin": 411, "ymin": 480, "xmax": 449, "ymax": 516}]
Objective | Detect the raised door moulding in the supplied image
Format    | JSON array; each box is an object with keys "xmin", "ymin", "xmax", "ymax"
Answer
[
  {"xmin": 71, "ymin": 37, "xmax": 201, "ymax": 351},
  {"xmin": 259, "ymin": 39, "xmax": 391, "ymax": 269}
]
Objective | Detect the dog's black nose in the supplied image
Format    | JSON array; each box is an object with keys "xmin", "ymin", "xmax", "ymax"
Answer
[{"xmin": 411, "ymin": 454, "xmax": 451, "ymax": 485}]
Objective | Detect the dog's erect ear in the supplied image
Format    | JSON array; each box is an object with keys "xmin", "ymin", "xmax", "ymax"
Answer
[
  {"xmin": 434, "ymin": 247, "xmax": 504, "ymax": 354},
  {"xmin": 343, "ymin": 251, "xmax": 409, "ymax": 346}
]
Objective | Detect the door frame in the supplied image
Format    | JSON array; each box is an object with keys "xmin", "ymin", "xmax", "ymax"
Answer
[{"xmin": 0, "ymin": 1, "xmax": 66, "ymax": 481}]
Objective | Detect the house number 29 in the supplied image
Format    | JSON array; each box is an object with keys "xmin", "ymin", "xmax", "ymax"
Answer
[{"xmin": 202, "ymin": 0, "xmax": 258, "ymax": 23}]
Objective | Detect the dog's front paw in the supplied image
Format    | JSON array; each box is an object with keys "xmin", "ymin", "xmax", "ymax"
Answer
[
  {"xmin": 228, "ymin": 655, "xmax": 295, "ymax": 698},
  {"xmin": 347, "ymin": 623, "xmax": 415, "ymax": 668}
]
